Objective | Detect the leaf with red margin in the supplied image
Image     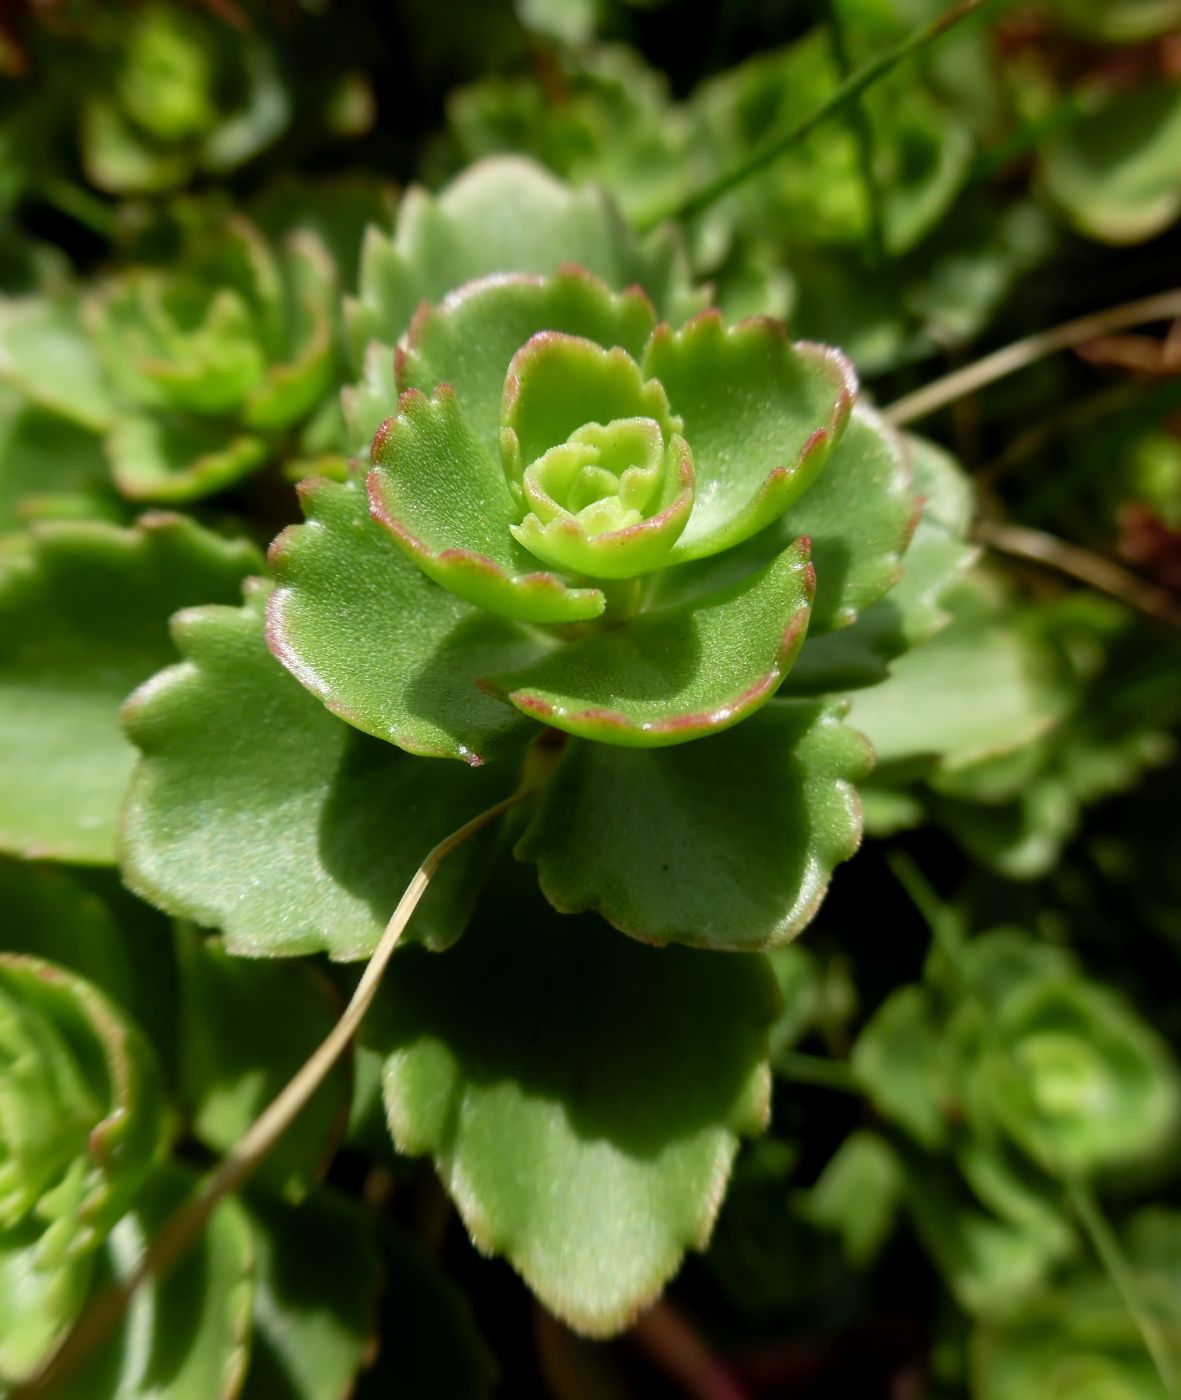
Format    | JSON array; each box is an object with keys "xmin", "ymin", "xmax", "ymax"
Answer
[
  {"xmin": 267, "ymin": 472, "xmax": 549, "ymax": 764},
  {"xmin": 641, "ymin": 313, "xmax": 857, "ymax": 562},
  {"xmin": 122, "ymin": 581, "xmax": 513, "ymax": 958},
  {"xmin": 515, "ymin": 698, "xmax": 873, "ymax": 950},
  {"xmin": 366, "ymin": 864, "xmax": 777, "ymax": 1338},
  {"xmin": 396, "ymin": 269, "xmax": 656, "ymax": 458},
  {"xmin": 368, "ymin": 386, "xmax": 605, "ymax": 624},
  {"xmin": 0, "ymin": 514, "xmax": 261, "ymax": 865},
  {"xmin": 483, "ymin": 537, "xmax": 813, "ymax": 746}
]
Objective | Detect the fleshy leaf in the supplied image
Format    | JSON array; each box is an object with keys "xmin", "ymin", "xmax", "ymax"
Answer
[
  {"xmin": 847, "ymin": 573, "xmax": 1070, "ymax": 773},
  {"xmin": 0, "ymin": 952, "xmax": 166, "ymax": 1384},
  {"xmin": 122, "ymin": 580, "xmax": 514, "ymax": 957},
  {"xmin": 397, "ymin": 269, "xmax": 656, "ymax": 459},
  {"xmin": 1041, "ymin": 83, "xmax": 1181, "ymax": 246},
  {"xmin": 241, "ymin": 232, "xmax": 339, "ymax": 432},
  {"xmin": 784, "ymin": 431, "xmax": 976, "ymax": 691},
  {"xmin": 774, "ymin": 404, "xmax": 916, "ymax": 632},
  {"xmin": 369, "ymin": 870, "xmax": 777, "ymax": 1336},
  {"xmin": 641, "ymin": 313, "xmax": 856, "ymax": 561},
  {"xmin": 267, "ymin": 473, "xmax": 549, "ymax": 764},
  {"xmin": 78, "ymin": 1163, "xmax": 255, "ymax": 1399},
  {"xmin": 241, "ymin": 1189, "xmax": 381, "ymax": 1400},
  {"xmin": 517, "ymin": 698, "xmax": 871, "ymax": 948},
  {"xmin": 484, "ymin": 537, "xmax": 813, "ymax": 745},
  {"xmin": 0, "ymin": 515, "xmax": 262, "ymax": 864},
  {"xmin": 0, "ymin": 294, "xmax": 116, "ymax": 432},
  {"xmin": 0, "ymin": 860, "xmax": 137, "ymax": 1014},
  {"xmin": 368, "ymin": 386, "xmax": 605, "ymax": 623},
  {"xmin": 175, "ymin": 928, "xmax": 351, "ymax": 1199},
  {"xmin": 107, "ymin": 412, "xmax": 269, "ymax": 503},
  {"xmin": 346, "ymin": 156, "xmax": 700, "ymax": 365},
  {"xmin": 511, "ymin": 416, "xmax": 694, "ymax": 580},
  {"xmin": 0, "ymin": 394, "xmax": 121, "ymax": 532}
]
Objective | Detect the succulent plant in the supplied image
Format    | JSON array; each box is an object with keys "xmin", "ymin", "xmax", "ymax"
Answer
[
  {"xmin": 80, "ymin": 2, "xmax": 291, "ymax": 196},
  {"xmin": 0, "ymin": 211, "xmax": 346, "ymax": 504},
  {"xmin": 0, "ymin": 953, "xmax": 163, "ymax": 1385},
  {"xmin": 106, "ymin": 158, "xmax": 974, "ymax": 1330}
]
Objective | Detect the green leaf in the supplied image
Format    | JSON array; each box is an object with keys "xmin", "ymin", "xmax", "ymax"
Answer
[
  {"xmin": 346, "ymin": 156, "xmax": 700, "ymax": 367},
  {"xmin": 641, "ymin": 314, "xmax": 856, "ymax": 562},
  {"xmin": 0, "ymin": 515, "xmax": 261, "ymax": 864},
  {"xmin": 241, "ymin": 233, "xmax": 338, "ymax": 433},
  {"xmin": 1051, "ymin": 0, "xmax": 1181, "ymax": 46},
  {"xmin": 241, "ymin": 1189, "xmax": 380, "ymax": 1400},
  {"xmin": 0, "ymin": 860, "xmax": 137, "ymax": 1013},
  {"xmin": 965, "ymin": 976, "xmax": 1181, "ymax": 1181},
  {"xmin": 267, "ymin": 474, "xmax": 548, "ymax": 765},
  {"xmin": 517, "ymin": 698, "xmax": 871, "ymax": 948},
  {"xmin": 0, "ymin": 394, "xmax": 121, "ymax": 532},
  {"xmin": 802, "ymin": 1130, "xmax": 903, "ymax": 1267},
  {"xmin": 0, "ymin": 953, "xmax": 166, "ymax": 1385},
  {"xmin": 1041, "ymin": 83, "xmax": 1181, "ymax": 245},
  {"xmin": 784, "ymin": 429, "xmax": 975, "ymax": 692},
  {"xmin": 852, "ymin": 984, "xmax": 951, "ymax": 1151},
  {"xmin": 0, "ymin": 294, "xmax": 116, "ymax": 431},
  {"xmin": 846, "ymin": 574, "xmax": 1069, "ymax": 772},
  {"xmin": 485, "ymin": 537, "xmax": 814, "ymax": 745},
  {"xmin": 369, "ymin": 870, "xmax": 777, "ymax": 1336},
  {"xmin": 0, "ymin": 1221, "xmax": 93, "ymax": 1386},
  {"xmin": 972, "ymin": 1207, "xmax": 1181, "ymax": 1398},
  {"xmin": 369, "ymin": 385, "xmax": 606, "ymax": 624},
  {"xmin": 174, "ymin": 929, "xmax": 351, "ymax": 1199},
  {"xmin": 107, "ymin": 412, "xmax": 269, "ymax": 503},
  {"xmin": 122, "ymin": 580, "xmax": 514, "ymax": 957},
  {"xmin": 396, "ymin": 268, "xmax": 656, "ymax": 461},
  {"xmin": 76, "ymin": 1164, "xmax": 255, "ymax": 1399},
  {"xmin": 899, "ymin": 1149, "xmax": 1065, "ymax": 1318}
]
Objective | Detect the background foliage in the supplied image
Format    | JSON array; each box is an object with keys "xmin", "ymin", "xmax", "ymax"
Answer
[{"xmin": 1, "ymin": 0, "xmax": 1180, "ymax": 1395}]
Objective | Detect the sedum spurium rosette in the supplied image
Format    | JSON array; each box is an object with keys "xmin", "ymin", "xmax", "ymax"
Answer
[
  {"xmin": 0, "ymin": 212, "xmax": 342, "ymax": 505},
  {"xmin": 0, "ymin": 953, "xmax": 164, "ymax": 1385},
  {"xmin": 119, "ymin": 159, "xmax": 942, "ymax": 1333}
]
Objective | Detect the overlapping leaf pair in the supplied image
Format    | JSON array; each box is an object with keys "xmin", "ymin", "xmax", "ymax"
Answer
[{"xmin": 111, "ymin": 159, "xmax": 945, "ymax": 1333}]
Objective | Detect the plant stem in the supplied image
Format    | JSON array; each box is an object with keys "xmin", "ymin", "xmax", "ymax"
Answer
[
  {"xmin": 640, "ymin": 0, "xmax": 991, "ymax": 231},
  {"xmin": 633, "ymin": 1299, "xmax": 753, "ymax": 1400},
  {"xmin": 818, "ymin": 0, "xmax": 885, "ymax": 267},
  {"xmin": 884, "ymin": 287, "xmax": 1181, "ymax": 427},
  {"xmin": 885, "ymin": 850, "xmax": 966, "ymax": 976},
  {"xmin": 1066, "ymin": 1178, "xmax": 1180, "ymax": 1399},
  {"xmin": 974, "ymin": 519, "xmax": 1181, "ymax": 628},
  {"xmin": 18, "ymin": 787, "xmax": 532, "ymax": 1399},
  {"xmin": 774, "ymin": 1051, "xmax": 860, "ymax": 1094},
  {"xmin": 34, "ymin": 177, "xmax": 117, "ymax": 241}
]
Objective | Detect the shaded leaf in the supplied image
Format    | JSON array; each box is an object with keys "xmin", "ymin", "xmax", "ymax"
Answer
[
  {"xmin": 0, "ymin": 515, "xmax": 261, "ymax": 864},
  {"xmin": 369, "ymin": 870, "xmax": 777, "ymax": 1336},
  {"xmin": 517, "ymin": 698, "xmax": 871, "ymax": 948}
]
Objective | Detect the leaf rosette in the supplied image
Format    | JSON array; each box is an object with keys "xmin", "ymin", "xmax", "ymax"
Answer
[
  {"xmin": 0, "ymin": 953, "xmax": 164, "ymax": 1384},
  {"xmin": 112, "ymin": 159, "xmax": 923, "ymax": 954},
  {"xmin": 0, "ymin": 213, "xmax": 344, "ymax": 506},
  {"xmin": 287, "ymin": 258, "xmax": 910, "ymax": 737},
  {"xmin": 94, "ymin": 215, "xmax": 340, "ymax": 501}
]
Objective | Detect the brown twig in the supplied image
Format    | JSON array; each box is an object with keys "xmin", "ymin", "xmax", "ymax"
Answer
[
  {"xmin": 885, "ymin": 288, "xmax": 1181, "ymax": 427},
  {"xmin": 17, "ymin": 788, "xmax": 532, "ymax": 1398},
  {"xmin": 974, "ymin": 518, "xmax": 1181, "ymax": 627},
  {"xmin": 632, "ymin": 1300, "xmax": 753, "ymax": 1400}
]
